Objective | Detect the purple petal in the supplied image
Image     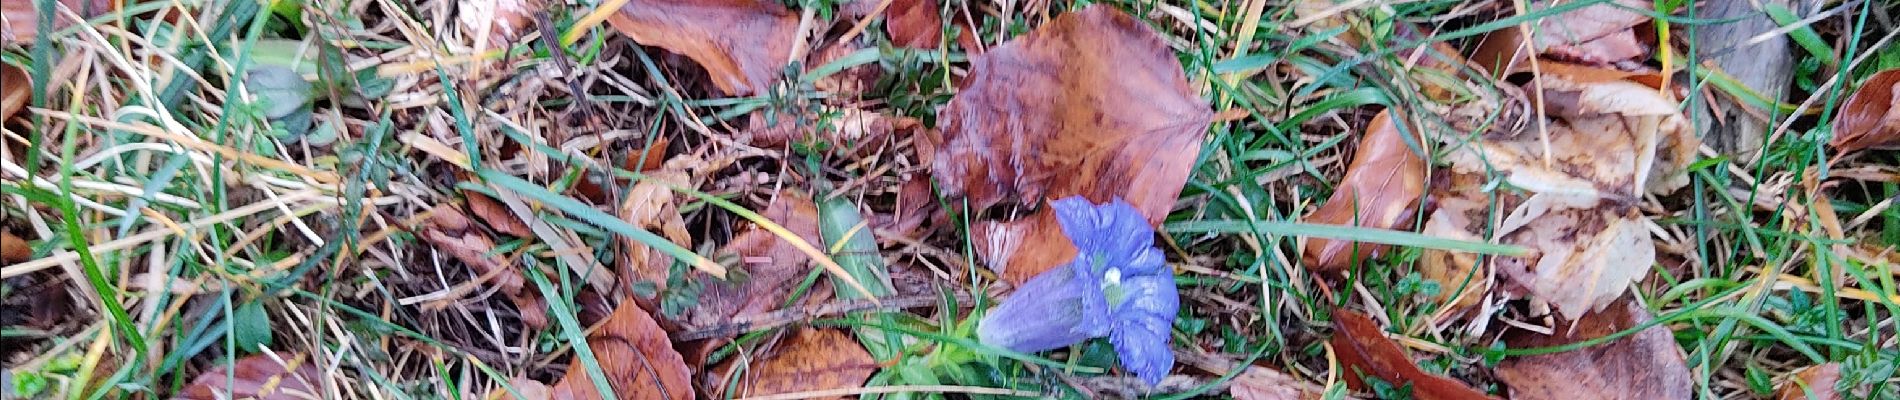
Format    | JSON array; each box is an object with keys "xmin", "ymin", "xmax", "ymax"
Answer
[
  {"xmin": 1113, "ymin": 275, "xmax": 1179, "ymax": 319},
  {"xmin": 977, "ymin": 263, "xmax": 1106, "ymax": 353},
  {"xmin": 1109, "ymin": 311, "xmax": 1176, "ymax": 386}
]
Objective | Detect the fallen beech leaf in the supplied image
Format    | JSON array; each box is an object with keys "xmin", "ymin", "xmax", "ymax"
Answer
[
  {"xmin": 2, "ymin": 231, "xmax": 29, "ymax": 264},
  {"xmin": 932, "ymin": 5, "xmax": 1211, "ymax": 282},
  {"xmin": 1302, "ymin": 110, "xmax": 1427, "ymax": 271},
  {"xmin": 1829, "ymin": 69, "xmax": 1900, "ymax": 153},
  {"xmin": 682, "ymin": 193, "xmax": 825, "ymax": 329},
  {"xmin": 551, "ymin": 303, "xmax": 693, "ymax": 400},
  {"xmin": 708, "ymin": 328, "xmax": 877, "ymax": 399},
  {"xmin": 421, "ymin": 206, "xmax": 546, "ymax": 329},
  {"xmin": 1431, "ymin": 67, "xmax": 1695, "ymax": 318},
  {"xmin": 1774, "ymin": 363, "xmax": 1843, "ymax": 400},
  {"xmin": 616, "ymin": 154, "xmax": 698, "ymax": 301},
  {"xmin": 1, "ymin": 63, "xmax": 26, "ymax": 121},
  {"xmin": 173, "ymin": 354, "xmax": 323, "ymax": 400},
  {"xmin": 606, "ymin": 0, "xmax": 797, "ymax": 96},
  {"xmin": 1330, "ymin": 309, "xmax": 1496, "ymax": 400},
  {"xmin": 1230, "ymin": 366, "xmax": 1331, "ymax": 400},
  {"xmin": 1495, "ymin": 296, "xmax": 1691, "ymax": 400}
]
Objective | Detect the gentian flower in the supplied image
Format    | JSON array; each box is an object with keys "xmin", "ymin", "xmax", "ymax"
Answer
[{"xmin": 977, "ymin": 196, "xmax": 1180, "ymax": 386}]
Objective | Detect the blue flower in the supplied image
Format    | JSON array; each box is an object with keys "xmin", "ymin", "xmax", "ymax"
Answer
[{"xmin": 977, "ymin": 196, "xmax": 1180, "ymax": 386}]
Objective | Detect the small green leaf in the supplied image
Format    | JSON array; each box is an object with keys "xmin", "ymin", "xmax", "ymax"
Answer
[{"xmin": 233, "ymin": 301, "xmax": 274, "ymax": 353}]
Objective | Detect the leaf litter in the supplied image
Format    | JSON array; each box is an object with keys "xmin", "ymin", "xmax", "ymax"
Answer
[{"xmin": 9, "ymin": 0, "xmax": 1883, "ymax": 399}]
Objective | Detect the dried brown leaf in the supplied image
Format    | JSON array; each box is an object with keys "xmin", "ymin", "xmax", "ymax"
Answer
[
  {"xmin": 1428, "ymin": 66, "xmax": 1695, "ymax": 318},
  {"xmin": 1775, "ymin": 363, "xmax": 1843, "ymax": 400},
  {"xmin": 1496, "ymin": 296, "xmax": 1692, "ymax": 400},
  {"xmin": 1302, "ymin": 110, "xmax": 1427, "ymax": 271},
  {"xmin": 1, "ymin": 0, "xmax": 112, "ymax": 46},
  {"xmin": 1470, "ymin": 0, "xmax": 1651, "ymax": 72},
  {"xmin": 616, "ymin": 155, "xmax": 697, "ymax": 301},
  {"xmin": 932, "ymin": 5, "xmax": 1211, "ymax": 282},
  {"xmin": 709, "ymin": 328, "xmax": 877, "ymax": 399},
  {"xmin": 1330, "ymin": 309, "xmax": 1496, "ymax": 400},
  {"xmin": 885, "ymin": 0, "xmax": 943, "ymax": 49},
  {"xmin": 682, "ymin": 194, "xmax": 825, "ymax": 329},
  {"xmin": 173, "ymin": 354, "xmax": 323, "ymax": 400},
  {"xmin": 1, "ymin": 62, "xmax": 26, "ymax": 122},
  {"xmin": 2, "ymin": 231, "xmax": 29, "ymax": 264},
  {"xmin": 466, "ymin": 191, "xmax": 534, "ymax": 238},
  {"xmin": 1230, "ymin": 367, "xmax": 1330, "ymax": 400},
  {"xmin": 606, "ymin": 0, "xmax": 797, "ymax": 96},
  {"xmin": 1830, "ymin": 69, "xmax": 1900, "ymax": 153},
  {"xmin": 551, "ymin": 303, "xmax": 693, "ymax": 400},
  {"xmin": 494, "ymin": 377, "xmax": 554, "ymax": 400},
  {"xmin": 1416, "ymin": 185, "xmax": 1491, "ymax": 311},
  {"xmin": 459, "ymin": 0, "xmax": 541, "ymax": 45},
  {"xmin": 422, "ymin": 206, "xmax": 546, "ymax": 329}
]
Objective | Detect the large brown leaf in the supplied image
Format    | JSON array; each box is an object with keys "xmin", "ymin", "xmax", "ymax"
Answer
[
  {"xmin": 1431, "ymin": 64, "xmax": 1694, "ymax": 318},
  {"xmin": 551, "ymin": 303, "xmax": 693, "ymax": 400},
  {"xmin": 1830, "ymin": 69, "xmax": 1900, "ymax": 153},
  {"xmin": 708, "ymin": 328, "xmax": 877, "ymax": 399},
  {"xmin": 606, "ymin": 0, "xmax": 797, "ymax": 96},
  {"xmin": 173, "ymin": 354, "xmax": 324, "ymax": 400},
  {"xmin": 933, "ymin": 5, "xmax": 1211, "ymax": 282},
  {"xmin": 1330, "ymin": 309, "xmax": 1496, "ymax": 400},
  {"xmin": 1302, "ymin": 109, "xmax": 1427, "ymax": 271},
  {"xmin": 1495, "ymin": 296, "xmax": 1691, "ymax": 400}
]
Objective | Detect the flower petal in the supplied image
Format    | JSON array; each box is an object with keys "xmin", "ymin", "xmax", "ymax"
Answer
[
  {"xmin": 1113, "ymin": 274, "xmax": 1179, "ymax": 319},
  {"xmin": 978, "ymin": 263, "xmax": 1104, "ymax": 353},
  {"xmin": 1109, "ymin": 311, "xmax": 1176, "ymax": 386}
]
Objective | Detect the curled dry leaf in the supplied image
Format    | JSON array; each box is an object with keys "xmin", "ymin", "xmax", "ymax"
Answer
[
  {"xmin": 1829, "ymin": 69, "xmax": 1900, "ymax": 153},
  {"xmin": 173, "ymin": 354, "xmax": 323, "ymax": 400},
  {"xmin": 708, "ymin": 328, "xmax": 877, "ymax": 399},
  {"xmin": 1430, "ymin": 65, "xmax": 1694, "ymax": 318},
  {"xmin": 1302, "ymin": 110, "xmax": 1427, "ymax": 271},
  {"xmin": 2, "ymin": 231, "xmax": 29, "ymax": 264},
  {"xmin": 1495, "ymin": 296, "xmax": 1691, "ymax": 400},
  {"xmin": 1469, "ymin": 0, "xmax": 1652, "ymax": 73},
  {"xmin": 1329, "ymin": 309, "xmax": 1496, "ymax": 400},
  {"xmin": 551, "ymin": 303, "xmax": 693, "ymax": 400},
  {"xmin": 1775, "ymin": 363, "xmax": 1843, "ymax": 400},
  {"xmin": 933, "ymin": 5, "xmax": 1211, "ymax": 282},
  {"xmin": 421, "ymin": 205, "xmax": 547, "ymax": 329},
  {"xmin": 606, "ymin": 0, "xmax": 797, "ymax": 96}
]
